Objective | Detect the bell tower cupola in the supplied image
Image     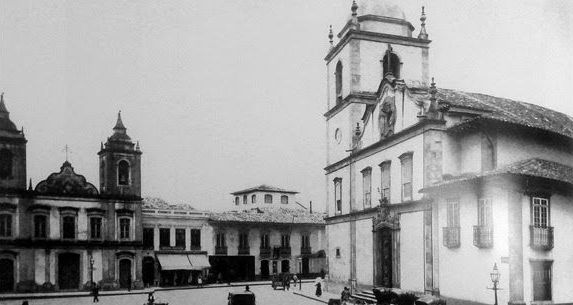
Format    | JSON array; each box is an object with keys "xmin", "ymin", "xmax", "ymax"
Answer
[
  {"xmin": 0, "ymin": 93, "xmax": 27, "ymax": 190},
  {"xmin": 98, "ymin": 111, "xmax": 142, "ymax": 198}
]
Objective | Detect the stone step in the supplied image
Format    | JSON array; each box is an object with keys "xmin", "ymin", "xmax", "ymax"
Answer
[{"xmin": 351, "ymin": 290, "xmax": 377, "ymax": 304}]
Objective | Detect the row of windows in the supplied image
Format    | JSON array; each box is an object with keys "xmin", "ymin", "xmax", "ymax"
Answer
[
  {"xmin": 234, "ymin": 194, "xmax": 289, "ymax": 205},
  {"xmin": 334, "ymin": 153, "xmax": 413, "ymax": 214},
  {"xmin": 443, "ymin": 196, "xmax": 551, "ymax": 249},
  {"xmin": 215, "ymin": 232, "xmax": 309, "ymax": 249},
  {"xmin": 142, "ymin": 227, "xmax": 202, "ymax": 249},
  {"xmin": 0, "ymin": 213, "xmax": 132, "ymax": 240}
]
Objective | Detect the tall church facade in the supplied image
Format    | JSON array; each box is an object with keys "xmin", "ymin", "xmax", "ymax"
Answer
[
  {"xmin": 324, "ymin": 1, "xmax": 573, "ymax": 304},
  {"xmin": 0, "ymin": 95, "xmax": 144, "ymax": 292}
]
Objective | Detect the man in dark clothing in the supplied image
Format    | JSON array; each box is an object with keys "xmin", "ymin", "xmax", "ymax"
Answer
[{"xmin": 92, "ymin": 284, "xmax": 100, "ymax": 303}]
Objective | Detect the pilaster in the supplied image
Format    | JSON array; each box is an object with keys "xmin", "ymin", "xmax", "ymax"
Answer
[{"xmin": 508, "ymin": 191, "xmax": 525, "ymax": 305}]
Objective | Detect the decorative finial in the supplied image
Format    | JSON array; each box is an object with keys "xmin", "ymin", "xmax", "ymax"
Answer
[
  {"xmin": 430, "ymin": 77, "xmax": 437, "ymax": 99},
  {"xmin": 113, "ymin": 110, "xmax": 126, "ymax": 130},
  {"xmin": 350, "ymin": 0, "xmax": 359, "ymax": 30},
  {"xmin": 328, "ymin": 25, "xmax": 334, "ymax": 46},
  {"xmin": 100, "ymin": 141, "xmax": 104, "ymax": 150},
  {"xmin": 28, "ymin": 178, "xmax": 33, "ymax": 191},
  {"xmin": 418, "ymin": 6, "xmax": 429, "ymax": 40},
  {"xmin": 136, "ymin": 141, "xmax": 140, "ymax": 151},
  {"xmin": 351, "ymin": 0, "xmax": 358, "ymax": 16}
]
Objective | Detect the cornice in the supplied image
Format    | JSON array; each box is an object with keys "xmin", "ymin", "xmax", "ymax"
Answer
[
  {"xmin": 324, "ymin": 92, "xmax": 378, "ymax": 120},
  {"xmin": 325, "ymin": 119, "xmax": 446, "ymax": 174},
  {"xmin": 325, "ymin": 30, "xmax": 431, "ymax": 63}
]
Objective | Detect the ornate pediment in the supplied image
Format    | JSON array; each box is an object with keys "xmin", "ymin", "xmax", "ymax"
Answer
[
  {"xmin": 35, "ymin": 161, "xmax": 99, "ymax": 197},
  {"xmin": 373, "ymin": 204, "xmax": 399, "ymax": 230}
]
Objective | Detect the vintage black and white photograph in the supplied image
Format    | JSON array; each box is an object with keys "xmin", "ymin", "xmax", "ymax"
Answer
[{"xmin": 0, "ymin": 0, "xmax": 572, "ymax": 304}]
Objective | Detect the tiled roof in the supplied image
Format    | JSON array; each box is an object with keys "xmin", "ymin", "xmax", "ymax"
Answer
[
  {"xmin": 209, "ymin": 207, "xmax": 325, "ymax": 225},
  {"xmin": 421, "ymin": 158, "xmax": 573, "ymax": 192},
  {"xmin": 231, "ymin": 185, "xmax": 298, "ymax": 195},
  {"xmin": 142, "ymin": 196, "xmax": 195, "ymax": 211},
  {"xmin": 436, "ymin": 89, "xmax": 573, "ymax": 139}
]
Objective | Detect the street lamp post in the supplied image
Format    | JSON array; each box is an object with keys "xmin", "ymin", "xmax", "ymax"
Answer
[
  {"xmin": 488, "ymin": 263, "xmax": 501, "ymax": 305},
  {"xmin": 89, "ymin": 255, "xmax": 95, "ymax": 288}
]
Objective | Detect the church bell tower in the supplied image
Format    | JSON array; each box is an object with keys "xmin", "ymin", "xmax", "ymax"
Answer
[
  {"xmin": 0, "ymin": 93, "xmax": 27, "ymax": 191},
  {"xmin": 98, "ymin": 112, "xmax": 142, "ymax": 198}
]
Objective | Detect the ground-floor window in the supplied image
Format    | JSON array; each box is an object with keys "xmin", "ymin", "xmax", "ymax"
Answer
[{"xmin": 532, "ymin": 260, "xmax": 552, "ymax": 301}]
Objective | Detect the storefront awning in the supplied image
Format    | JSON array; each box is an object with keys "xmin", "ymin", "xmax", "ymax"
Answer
[
  {"xmin": 188, "ymin": 254, "xmax": 211, "ymax": 270},
  {"xmin": 156, "ymin": 254, "xmax": 193, "ymax": 271}
]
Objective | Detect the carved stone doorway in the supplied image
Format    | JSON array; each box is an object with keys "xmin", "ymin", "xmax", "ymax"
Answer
[{"xmin": 375, "ymin": 227, "xmax": 393, "ymax": 287}]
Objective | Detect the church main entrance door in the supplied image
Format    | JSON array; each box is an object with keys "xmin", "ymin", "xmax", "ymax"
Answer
[
  {"xmin": 375, "ymin": 227, "xmax": 393, "ymax": 287},
  {"xmin": 119, "ymin": 259, "xmax": 132, "ymax": 289},
  {"xmin": 58, "ymin": 253, "xmax": 80, "ymax": 290}
]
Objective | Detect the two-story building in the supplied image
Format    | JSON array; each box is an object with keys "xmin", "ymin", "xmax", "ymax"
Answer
[
  {"xmin": 141, "ymin": 197, "xmax": 211, "ymax": 287},
  {"xmin": 324, "ymin": 1, "xmax": 573, "ymax": 304},
  {"xmin": 0, "ymin": 96, "xmax": 145, "ymax": 292},
  {"xmin": 208, "ymin": 185, "xmax": 326, "ymax": 282}
]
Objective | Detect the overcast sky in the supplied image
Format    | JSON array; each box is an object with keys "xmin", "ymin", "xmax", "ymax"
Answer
[{"xmin": 1, "ymin": 0, "xmax": 571, "ymax": 212}]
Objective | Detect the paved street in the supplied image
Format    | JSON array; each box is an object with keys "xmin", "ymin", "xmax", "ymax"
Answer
[{"xmin": 2, "ymin": 284, "xmax": 325, "ymax": 305}]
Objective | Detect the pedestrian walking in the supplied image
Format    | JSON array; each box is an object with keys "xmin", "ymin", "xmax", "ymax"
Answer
[
  {"xmin": 197, "ymin": 274, "xmax": 203, "ymax": 287},
  {"xmin": 315, "ymin": 281, "xmax": 322, "ymax": 297},
  {"xmin": 147, "ymin": 291, "xmax": 155, "ymax": 305},
  {"xmin": 92, "ymin": 283, "xmax": 100, "ymax": 303},
  {"xmin": 341, "ymin": 287, "xmax": 351, "ymax": 305}
]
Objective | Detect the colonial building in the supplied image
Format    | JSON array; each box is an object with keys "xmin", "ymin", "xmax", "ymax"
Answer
[
  {"xmin": 324, "ymin": 1, "xmax": 573, "ymax": 305},
  {"xmin": 0, "ymin": 94, "xmax": 144, "ymax": 292},
  {"xmin": 208, "ymin": 185, "xmax": 326, "ymax": 282},
  {"xmin": 141, "ymin": 197, "xmax": 211, "ymax": 287}
]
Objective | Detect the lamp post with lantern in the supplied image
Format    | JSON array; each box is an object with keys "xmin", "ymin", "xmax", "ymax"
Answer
[
  {"xmin": 89, "ymin": 255, "xmax": 95, "ymax": 287},
  {"xmin": 488, "ymin": 263, "xmax": 501, "ymax": 305}
]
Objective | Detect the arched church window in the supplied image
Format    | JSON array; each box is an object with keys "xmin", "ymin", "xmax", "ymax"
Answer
[
  {"xmin": 335, "ymin": 61, "xmax": 343, "ymax": 104},
  {"xmin": 0, "ymin": 149, "xmax": 13, "ymax": 179},
  {"xmin": 118, "ymin": 160, "xmax": 130, "ymax": 186},
  {"xmin": 382, "ymin": 52, "xmax": 401, "ymax": 79}
]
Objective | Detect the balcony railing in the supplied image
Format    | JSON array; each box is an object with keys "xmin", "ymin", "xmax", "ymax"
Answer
[
  {"xmin": 215, "ymin": 246, "xmax": 227, "ymax": 255},
  {"xmin": 260, "ymin": 247, "xmax": 271, "ymax": 259},
  {"xmin": 473, "ymin": 226, "xmax": 493, "ymax": 248},
  {"xmin": 238, "ymin": 247, "xmax": 250, "ymax": 255},
  {"xmin": 301, "ymin": 247, "xmax": 312, "ymax": 255},
  {"xmin": 273, "ymin": 246, "xmax": 291, "ymax": 258},
  {"xmin": 442, "ymin": 227, "xmax": 460, "ymax": 248},
  {"xmin": 530, "ymin": 226, "xmax": 554, "ymax": 251},
  {"xmin": 159, "ymin": 245, "xmax": 185, "ymax": 251}
]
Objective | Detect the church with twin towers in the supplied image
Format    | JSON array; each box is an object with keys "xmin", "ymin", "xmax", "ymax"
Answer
[{"xmin": 0, "ymin": 93, "xmax": 145, "ymax": 292}]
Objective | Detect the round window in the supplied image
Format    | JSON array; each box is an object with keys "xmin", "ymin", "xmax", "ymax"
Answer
[{"xmin": 335, "ymin": 128, "xmax": 342, "ymax": 144}]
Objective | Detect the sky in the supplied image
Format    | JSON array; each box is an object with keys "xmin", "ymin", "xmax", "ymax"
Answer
[{"xmin": 0, "ymin": 0, "xmax": 572, "ymax": 212}]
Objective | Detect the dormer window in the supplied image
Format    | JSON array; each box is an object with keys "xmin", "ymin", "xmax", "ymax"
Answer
[
  {"xmin": 0, "ymin": 149, "xmax": 13, "ymax": 179},
  {"xmin": 382, "ymin": 51, "xmax": 401, "ymax": 79},
  {"xmin": 335, "ymin": 61, "xmax": 343, "ymax": 104},
  {"xmin": 243, "ymin": 195, "xmax": 247, "ymax": 205},
  {"xmin": 281, "ymin": 195, "xmax": 288, "ymax": 204},
  {"xmin": 118, "ymin": 160, "xmax": 130, "ymax": 186},
  {"xmin": 251, "ymin": 195, "xmax": 256, "ymax": 203},
  {"xmin": 235, "ymin": 197, "xmax": 240, "ymax": 205},
  {"xmin": 264, "ymin": 194, "xmax": 273, "ymax": 204}
]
